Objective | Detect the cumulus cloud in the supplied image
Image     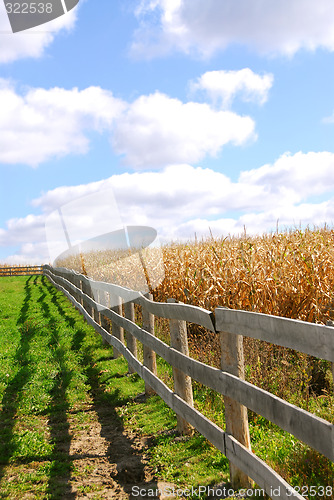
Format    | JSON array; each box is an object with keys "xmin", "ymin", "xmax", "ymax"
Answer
[
  {"xmin": 108, "ymin": 164, "xmax": 266, "ymax": 222},
  {"xmin": 132, "ymin": 0, "xmax": 334, "ymax": 58},
  {"xmin": 239, "ymin": 151, "xmax": 334, "ymax": 200},
  {"xmin": 2, "ymin": 152, "xmax": 334, "ymax": 263},
  {"xmin": 4, "ymin": 213, "xmax": 46, "ymax": 242},
  {"xmin": 32, "ymin": 180, "xmax": 107, "ymax": 213},
  {"xmin": 0, "ymin": 80, "xmax": 256, "ymax": 168},
  {"xmin": 112, "ymin": 92, "xmax": 256, "ymax": 168},
  {"xmin": 2, "ymin": 242, "xmax": 50, "ymax": 265},
  {"xmin": 0, "ymin": 1, "xmax": 78, "ymax": 63},
  {"xmin": 0, "ymin": 80, "xmax": 125, "ymax": 166},
  {"xmin": 190, "ymin": 69, "xmax": 274, "ymax": 108}
]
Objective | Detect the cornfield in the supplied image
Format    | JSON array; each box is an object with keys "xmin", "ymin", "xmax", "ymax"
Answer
[
  {"xmin": 156, "ymin": 225, "xmax": 334, "ymax": 322},
  {"xmin": 57, "ymin": 225, "xmax": 334, "ymax": 403},
  {"xmin": 0, "ymin": 264, "xmax": 42, "ymax": 276}
]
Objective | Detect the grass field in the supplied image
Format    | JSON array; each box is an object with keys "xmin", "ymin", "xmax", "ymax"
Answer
[
  {"xmin": 0, "ymin": 275, "xmax": 232, "ymax": 499},
  {"xmin": 0, "ymin": 275, "xmax": 148, "ymax": 498},
  {"xmin": 0, "ymin": 245, "xmax": 333, "ymax": 498}
]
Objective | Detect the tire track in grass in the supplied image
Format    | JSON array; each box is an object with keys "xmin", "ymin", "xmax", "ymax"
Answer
[
  {"xmin": 39, "ymin": 276, "xmax": 161, "ymax": 498},
  {"xmin": 0, "ymin": 276, "xmax": 77, "ymax": 498},
  {"xmin": 36, "ymin": 279, "xmax": 76, "ymax": 499},
  {"xmin": 0, "ymin": 276, "xmax": 162, "ymax": 498}
]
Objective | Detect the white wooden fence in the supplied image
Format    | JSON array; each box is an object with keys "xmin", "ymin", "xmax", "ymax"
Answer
[{"xmin": 43, "ymin": 265, "xmax": 334, "ymax": 499}]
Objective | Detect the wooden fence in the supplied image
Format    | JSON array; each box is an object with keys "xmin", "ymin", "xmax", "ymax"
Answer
[
  {"xmin": 0, "ymin": 265, "xmax": 43, "ymax": 276},
  {"xmin": 43, "ymin": 265, "xmax": 334, "ymax": 499}
]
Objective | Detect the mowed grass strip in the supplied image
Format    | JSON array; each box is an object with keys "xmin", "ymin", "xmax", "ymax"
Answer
[{"xmin": 0, "ymin": 275, "xmax": 146, "ymax": 499}]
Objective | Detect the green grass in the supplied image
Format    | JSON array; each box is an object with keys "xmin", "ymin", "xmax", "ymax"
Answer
[
  {"xmin": 0, "ymin": 276, "xmax": 145, "ymax": 498},
  {"xmin": 0, "ymin": 276, "xmax": 333, "ymax": 500}
]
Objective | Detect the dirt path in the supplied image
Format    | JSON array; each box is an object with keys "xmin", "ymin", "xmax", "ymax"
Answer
[
  {"xmin": 62, "ymin": 404, "xmax": 159, "ymax": 499},
  {"xmin": 2, "ymin": 402, "xmax": 173, "ymax": 499}
]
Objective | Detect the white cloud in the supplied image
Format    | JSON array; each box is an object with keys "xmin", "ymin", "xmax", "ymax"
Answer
[
  {"xmin": 5, "ymin": 214, "xmax": 47, "ymax": 243},
  {"xmin": 191, "ymin": 69, "xmax": 274, "ymax": 108},
  {"xmin": 0, "ymin": 81, "xmax": 257, "ymax": 168},
  {"xmin": 0, "ymin": 80, "xmax": 125, "ymax": 166},
  {"xmin": 112, "ymin": 92, "xmax": 256, "ymax": 168},
  {"xmin": 32, "ymin": 180, "xmax": 106, "ymax": 213},
  {"xmin": 239, "ymin": 151, "xmax": 334, "ymax": 200},
  {"xmin": 0, "ymin": 1, "xmax": 78, "ymax": 63},
  {"xmin": 3, "ymin": 242, "xmax": 50, "ymax": 265},
  {"xmin": 2, "ymin": 152, "xmax": 334, "ymax": 263},
  {"xmin": 132, "ymin": 0, "xmax": 334, "ymax": 58},
  {"xmin": 109, "ymin": 164, "xmax": 266, "ymax": 221}
]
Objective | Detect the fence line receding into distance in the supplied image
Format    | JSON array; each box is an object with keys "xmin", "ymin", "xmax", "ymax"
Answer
[{"xmin": 42, "ymin": 264, "xmax": 334, "ymax": 499}]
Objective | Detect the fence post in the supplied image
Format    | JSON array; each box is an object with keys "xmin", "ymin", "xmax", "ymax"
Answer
[
  {"xmin": 219, "ymin": 330, "xmax": 253, "ymax": 488},
  {"xmin": 111, "ymin": 294, "xmax": 124, "ymax": 358},
  {"xmin": 93, "ymin": 288, "xmax": 101, "ymax": 325},
  {"xmin": 167, "ymin": 298, "xmax": 194, "ymax": 436},
  {"xmin": 81, "ymin": 278, "xmax": 93, "ymax": 317},
  {"xmin": 76, "ymin": 274, "xmax": 83, "ymax": 307},
  {"xmin": 81, "ymin": 276, "xmax": 87, "ymax": 311},
  {"xmin": 124, "ymin": 301, "xmax": 137, "ymax": 374},
  {"xmin": 71, "ymin": 273, "xmax": 81, "ymax": 308},
  {"xmin": 99, "ymin": 291, "xmax": 110, "ymax": 346},
  {"xmin": 142, "ymin": 293, "xmax": 157, "ymax": 395}
]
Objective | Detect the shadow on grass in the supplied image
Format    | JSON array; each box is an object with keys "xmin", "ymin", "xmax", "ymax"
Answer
[
  {"xmin": 16, "ymin": 275, "xmax": 34, "ymax": 325},
  {"xmin": 0, "ymin": 274, "xmax": 161, "ymax": 497},
  {"xmin": 0, "ymin": 275, "xmax": 76, "ymax": 499},
  {"xmin": 35, "ymin": 278, "xmax": 76, "ymax": 499},
  {"xmin": 40, "ymin": 276, "xmax": 77, "ymax": 328},
  {"xmin": 40, "ymin": 276, "xmax": 158, "ymax": 496}
]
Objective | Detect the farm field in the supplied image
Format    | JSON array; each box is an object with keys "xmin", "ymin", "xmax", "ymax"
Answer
[
  {"xmin": 58, "ymin": 226, "xmax": 334, "ymax": 404},
  {"xmin": 0, "ymin": 265, "xmax": 43, "ymax": 277},
  {"xmin": 58, "ymin": 225, "xmax": 334, "ymax": 322}
]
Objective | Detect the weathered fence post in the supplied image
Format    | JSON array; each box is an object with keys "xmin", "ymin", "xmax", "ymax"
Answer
[
  {"xmin": 81, "ymin": 277, "xmax": 93, "ymax": 317},
  {"xmin": 219, "ymin": 330, "xmax": 253, "ymax": 488},
  {"xmin": 93, "ymin": 288, "xmax": 101, "ymax": 325},
  {"xmin": 70, "ymin": 273, "xmax": 78, "ymax": 304},
  {"xmin": 77, "ymin": 275, "xmax": 83, "ymax": 307},
  {"xmin": 72, "ymin": 273, "xmax": 81, "ymax": 309},
  {"xmin": 124, "ymin": 301, "xmax": 137, "ymax": 374},
  {"xmin": 167, "ymin": 298, "xmax": 194, "ymax": 436},
  {"xmin": 142, "ymin": 293, "xmax": 157, "ymax": 395},
  {"xmin": 98, "ymin": 290, "xmax": 110, "ymax": 345},
  {"xmin": 111, "ymin": 294, "xmax": 124, "ymax": 358}
]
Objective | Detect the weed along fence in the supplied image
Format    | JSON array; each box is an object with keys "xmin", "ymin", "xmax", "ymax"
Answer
[
  {"xmin": 42, "ymin": 265, "xmax": 334, "ymax": 499},
  {"xmin": 0, "ymin": 265, "xmax": 43, "ymax": 276}
]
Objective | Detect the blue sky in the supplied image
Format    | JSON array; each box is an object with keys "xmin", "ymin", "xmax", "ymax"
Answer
[{"xmin": 0, "ymin": 0, "xmax": 334, "ymax": 264}]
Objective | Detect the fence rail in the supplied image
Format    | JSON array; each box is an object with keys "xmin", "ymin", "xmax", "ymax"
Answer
[
  {"xmin": 0, "ymin": 265, "xmax": 43, "ymax": 276},
  {"xmin": 43, "ymin": 265, "xmax": 334, "ymax": 499}
]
